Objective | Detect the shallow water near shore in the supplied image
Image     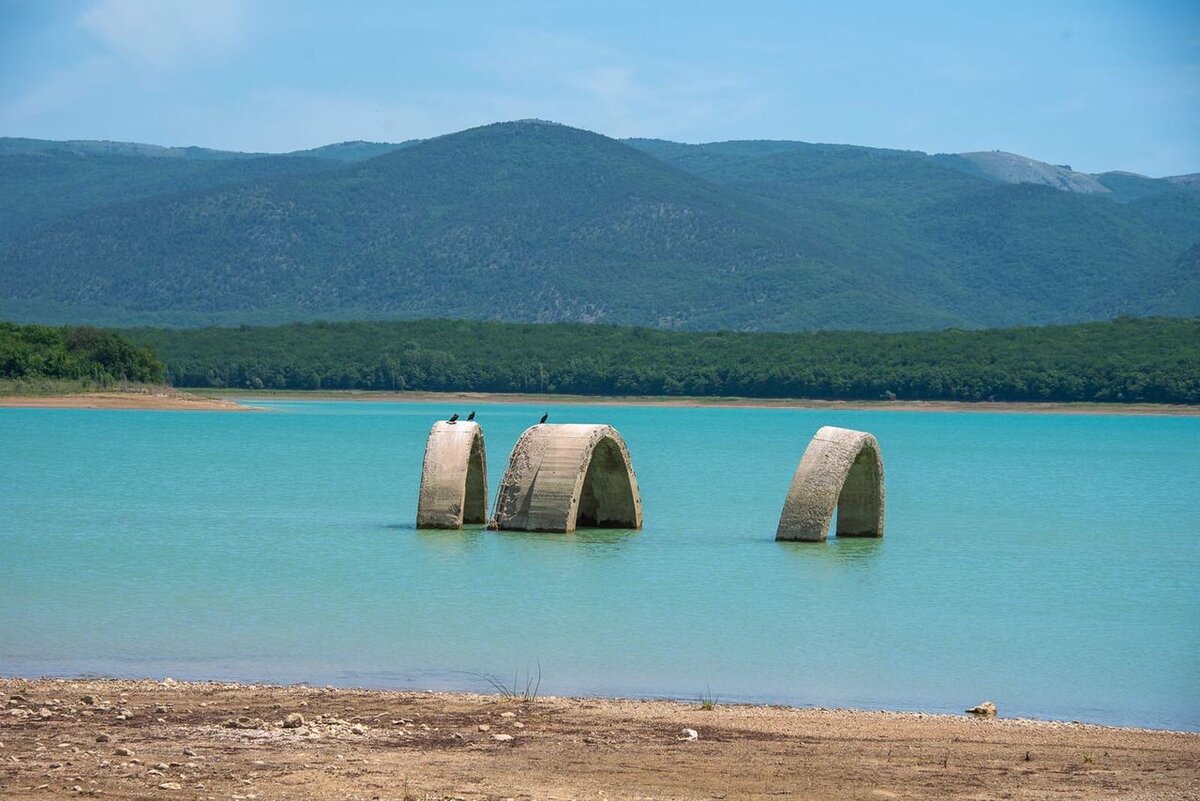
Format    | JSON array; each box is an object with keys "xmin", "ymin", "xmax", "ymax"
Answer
[{"xmin": 1, "ymin": 400, "xmax": 1197, "ymax": 730}]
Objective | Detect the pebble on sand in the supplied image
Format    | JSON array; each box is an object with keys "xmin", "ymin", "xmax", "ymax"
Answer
[
  {"xmin": 967, "ymin": 701, "xmax": 998, "ymax": 717},
  {"xmin": 224, "ymin": 716, "xmax": 265, "ymax": 729}
]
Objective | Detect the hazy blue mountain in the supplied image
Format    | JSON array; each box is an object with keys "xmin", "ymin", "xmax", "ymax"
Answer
[
  {"xmin": 0, "ymin": 150, "xmax": 338, "ymax": 244},
  {"xmin": 1153, "ymin": 242, "xmax": 1200, "ymax": 316},
  {"xmin": 3, "ymin": 121, "xmax": 934, "ymax": 330},
  {"xmin": 284, "ymin": 140, "xmax": 418, "ymax": 161},
  {"xmin": 939, "ymin": 151, "xmax": 1110, "ymax": 194},
  {"xmin": 625, "ymin": 137, "xmax": 1199, "ymax": 326},
  {"xmin": 0, "ymin": 136, "xmax": 416, "ymax": 162},
  {"xmin": 1, "ymin": 122, "xmax": 1196, "ymax": 330},
  {"xmin": 0, "ymin": 137, "xmax": 422, "ymax": 244},
  {"xmin": 0, "ymin": 137, "xmax": 266, "ymax": 160}
]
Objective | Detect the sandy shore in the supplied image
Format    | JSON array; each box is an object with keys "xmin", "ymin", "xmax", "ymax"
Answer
[
  {"xmin": 214, "ymin": 389, "xmax": 1200, "ymax": 416},
  {"xmin": 4, "ymin": 388, "xmax": 1197, "ymax": 415},
  {"xmin": 0, "ymin": 390, "xmax": 247, "ymax": 411},
  {"xmin": 1, "ymin": 678, "xmax": 1196, "ymax": 800}
]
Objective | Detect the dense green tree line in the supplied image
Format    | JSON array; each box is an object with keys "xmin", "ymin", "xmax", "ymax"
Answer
[
  {"xmin": 0, "ymin": 322, "xmax": 164, "ymax": 384},
  {"xmin": 128, "ymin": 317, "xmax": 1200, "ymax": 404}
]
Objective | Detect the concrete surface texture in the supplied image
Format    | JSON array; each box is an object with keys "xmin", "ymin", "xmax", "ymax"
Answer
[
  {"xmin": 415, "ymin": 420, "xmax": 488, "ymax": 529},
  {"xmin": 492, "ymin": 423, "xmax": 643, "ymax": 533},
  {"xmin": 776, "ymin": 425, "xmax": 885, "ymax": 542}
]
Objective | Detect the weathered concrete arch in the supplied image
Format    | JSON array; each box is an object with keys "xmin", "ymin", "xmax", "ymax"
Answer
[
  {"xmin": 416, "ymin": 420, "xmax": 488, "ymax": 529},
  {"xmin": 776, "ymin": 426, "xmax": 885, "ymax": 542},
  {"xmin": 491, "ymin": 424, "xmax": 643, "ymax": 533}
]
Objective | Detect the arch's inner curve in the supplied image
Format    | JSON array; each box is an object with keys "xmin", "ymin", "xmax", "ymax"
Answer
[
  {"xmin": 463, "ymin": 431, "xmax": 487, "ymax": 524},
  {"xmin": 836, "ymin": 445, "xmax": 883, "ymax": 537},
  {"xmin": 576, "ymin": 436, "xmax": 639, "ymax": 528}
]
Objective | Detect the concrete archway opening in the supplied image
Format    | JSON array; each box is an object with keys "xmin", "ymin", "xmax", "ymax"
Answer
[
  {"xmin": 776, "ymin": 426, "xmax": 885, "ymax": 542},
  {"xmin": 461, "ymin": 431, "xmax": 487, "ymax": 524},
  {"xmin": 834, "ymin": 445, "xmax": 883, "ymax": 537},
  {"xmin": 416, "ymin": 420, "xmax": 488, "ymax": 529},
  {"xmin": 492, "ymin": 423, "xmax": 643, "ymax": 533},
  {"xmin": 576, "ymin": 436, "xmax": 639, "ymax": 528}
]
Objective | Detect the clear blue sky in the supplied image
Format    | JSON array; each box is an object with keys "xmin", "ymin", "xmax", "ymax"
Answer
[{"xmin": 2, "ymin": 0, "xmax": 1197, "ymax": 176}]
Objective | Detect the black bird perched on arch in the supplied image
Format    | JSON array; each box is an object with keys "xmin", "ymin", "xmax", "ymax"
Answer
[
  {"xmin": 539, "ymin": 413, "xmax": 549, "ymax": 424},
  {"xmin": 448, "ymin": 413, "xmax": 459, "ymax": 423},
  {"xmin": 466, "ymin": 411, "xmax": 475, "ymax": 421}
]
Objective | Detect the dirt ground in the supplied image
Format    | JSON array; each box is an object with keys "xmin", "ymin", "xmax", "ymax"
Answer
[
  {"xmin": 1, "ymin": 679, "xmax": 1196, "ymax": 800},
  {"xmin": 0, "ymin": 391, "xmax": 246, "ymax": 411}
]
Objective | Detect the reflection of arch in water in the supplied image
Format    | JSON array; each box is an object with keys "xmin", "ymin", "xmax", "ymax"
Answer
[
  {"xmin": 416, "ymin": 420, "xmax": 487, "ymax": 529},
  {"xmin": 491, "ymin": 424, "xmax": 642, "ymax": 533},
  {"xmin": 776, "ymin": 426, "xmax": 884, "ymax": 542}
]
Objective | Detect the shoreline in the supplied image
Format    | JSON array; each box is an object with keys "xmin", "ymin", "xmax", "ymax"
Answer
[
  {"xmin": 2, "ymin": 677, "xmax": 1196, "ymax": 800},
  {"xmin": 3, "ymin": 388, "xmax": 1197, "ymax": 416},
  {"xmin": 2, "ymin": 673, "xmax": 1193, "ymax": 736},
  {"xmin": 217, "ymin": 388, "xmax": 1200, "ymax": 416},
  {"xmin": 0, "ymin": 389, "xmax": 248, "ymax": 411}
]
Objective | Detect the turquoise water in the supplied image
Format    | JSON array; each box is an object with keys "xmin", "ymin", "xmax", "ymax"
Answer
[{"xmin": 1, "ymin": 400, "xmax": 1197, "ymax": 731}]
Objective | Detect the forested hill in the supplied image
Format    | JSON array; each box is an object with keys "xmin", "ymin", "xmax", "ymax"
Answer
[
  {"xmin": 128, "ymin": 317, "xmax": 1200, "ymax": 405},
  {"xmin": 2, "ymin": 121, "xmax": 1198, "ymax": 331},
  {"xmin": 0, "ymin": 322, "xmax": 164, "ymax": 384}
]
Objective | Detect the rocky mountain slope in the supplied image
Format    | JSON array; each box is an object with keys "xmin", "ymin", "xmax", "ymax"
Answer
[{"xmin": 1, "ymin": 121, "xmax": 1196, "ymax": 330}]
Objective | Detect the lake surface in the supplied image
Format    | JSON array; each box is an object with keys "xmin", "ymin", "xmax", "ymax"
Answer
[{"xmin": 1, "ymin": 400, "xmax": 1197, "ymax": 730}]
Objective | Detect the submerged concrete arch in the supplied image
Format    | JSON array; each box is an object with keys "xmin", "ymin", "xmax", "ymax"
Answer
[
  {"xmin": 416, "ymin": 420, "xmax": 488, "ymax": 529},
  {"xmin": 491, "ymin": 424, "xmax": 643, "ymax": 533},
  {"xmin": 776, "ymin": 426, "xmax": 885, "ymax": 542}
]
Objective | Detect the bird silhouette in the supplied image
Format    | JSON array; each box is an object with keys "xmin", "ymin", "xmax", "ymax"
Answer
[
  {"xmin": 466, "ymin": 411, "xmax": 476, "ymax": 421},
  {"xmin": 539, "ymin": 413, "xmax": 549, "ymax": 424},
  {"xmin": 448, "ymin": 413, "xmax": 459, "ymax": 423}
]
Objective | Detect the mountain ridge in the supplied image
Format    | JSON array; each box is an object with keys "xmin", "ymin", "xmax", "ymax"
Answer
[
  {"xmin": 5, "ymin": 130, "xmax": 1195, "ymax": 185},
  {"xmin": 1, "ymin": 121, "xmax": 1196, "ymax": 331}
]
